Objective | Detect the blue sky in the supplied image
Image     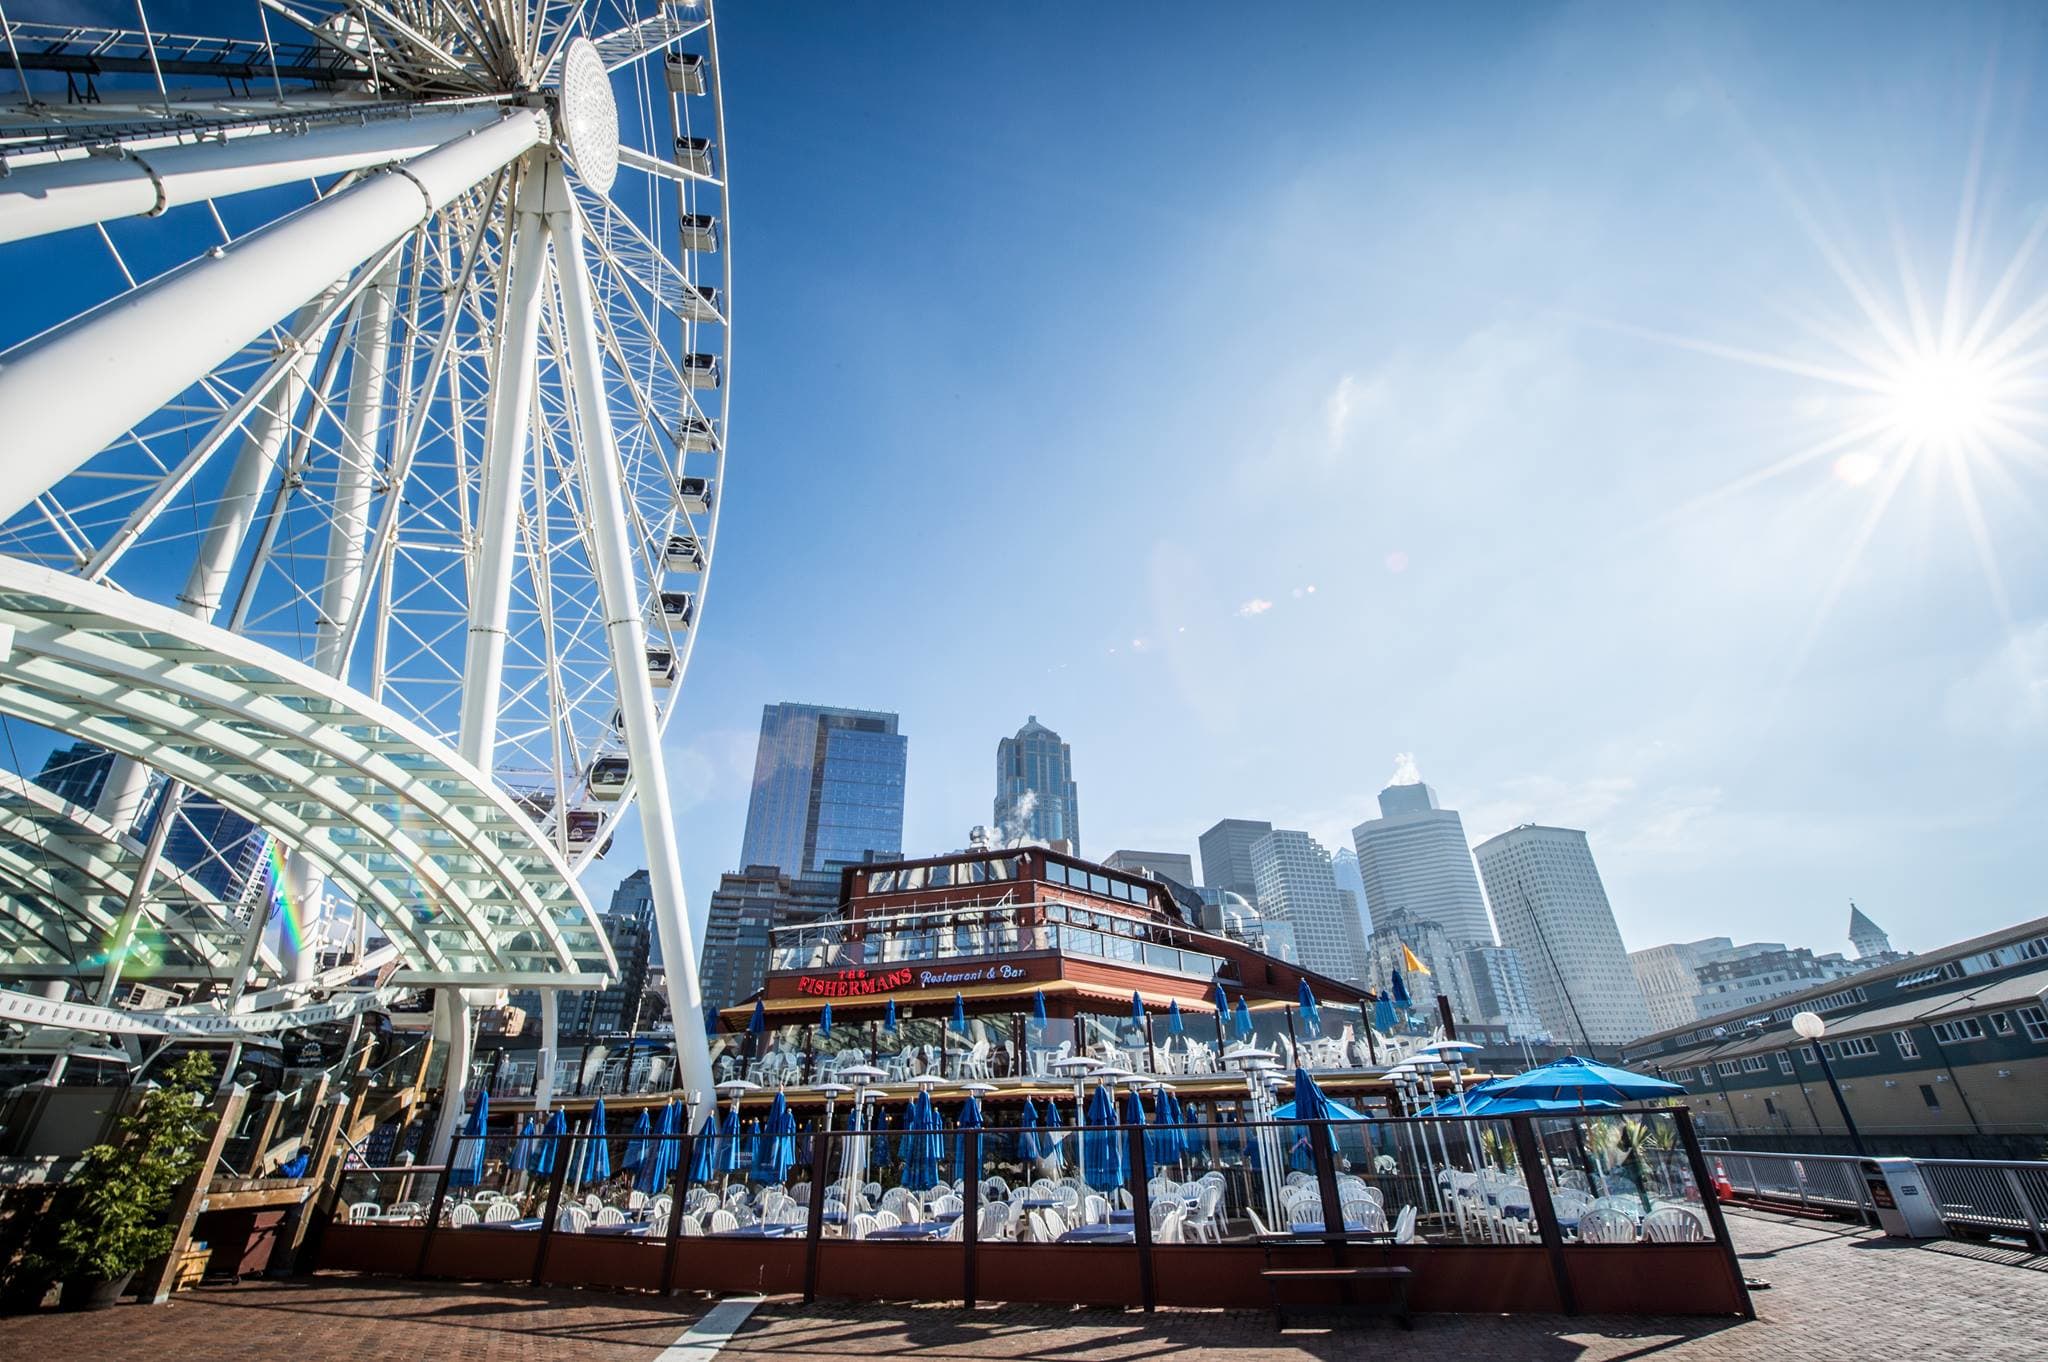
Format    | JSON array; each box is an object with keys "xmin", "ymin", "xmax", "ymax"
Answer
[{"xmin": 11, "ymin": 2, "xmax": 2047, "ymax": 965}]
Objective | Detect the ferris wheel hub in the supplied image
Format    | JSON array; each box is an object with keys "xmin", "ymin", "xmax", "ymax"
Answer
[{"xmin": 556, "ymin": 38, "xmax": 620, "ymax": 194}]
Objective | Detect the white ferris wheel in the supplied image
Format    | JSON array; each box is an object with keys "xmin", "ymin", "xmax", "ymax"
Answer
[{"xmin": 0, "ymin": 1, "xmax": 730, "ymax": 1147}]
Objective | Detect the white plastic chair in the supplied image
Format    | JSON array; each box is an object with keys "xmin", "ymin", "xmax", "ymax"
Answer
[
  {"xmin": 1394, "ymin": 1204, "xmax": 1418, "ymax": 1244},
  {"xmin": 449, "ymin": 1202, "xmax": 479, "ymax": 1227},
  {"xmin": 484, "ymin": 1200, "xmax": 521, "ymax": 1223},
  {"xmin": 680, "ymin": 1214, "xmax": 705, "ymax": 1236},
  {"xmin": 594, "ymin": 1205, "xmax": 627, "ymax": 1226},
  {"xmin": 1082, "ymin": 1194, "xmax": 1109, "ymax": 1225},
  {"xmin": 347, "ymin": 1202, "xmax": 379, "ymax": 1224},
  {"xmin": 849, "ymin": 1213, "xmax": 879, "ymax": 1240},
  {"xmin": 1186, "ymin": 1184, "xmax": 1224, "ymax": 1243},
  {"xmin": 1577, "ymin": 1207, "xmax": 1639, "ymax": 1243},
  {"xmin": 1642, "ymin": 1208, "xmax": 1708, "ymax": 1242},
  {"xmin": 708, "ymin": 1208, "xmax": 739, "ymax": 1233},
  {"xmin": 1156, "ymin": 1208, "xmax": 1186, "ymax": 1243},
  {"xmin": 557, "ymin": 1205, "xmax": 591, "ymax": 1234}
]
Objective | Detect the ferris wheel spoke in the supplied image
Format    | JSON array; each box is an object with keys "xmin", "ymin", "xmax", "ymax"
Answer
[{"xmin": 0, "ymin": 109, "xmax": 546, "ymax": 526}]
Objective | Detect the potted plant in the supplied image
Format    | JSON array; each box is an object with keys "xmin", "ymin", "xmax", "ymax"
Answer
[{"xmin": 35, "ymin": 1052, "xmax": 218, "ymax": 1310}]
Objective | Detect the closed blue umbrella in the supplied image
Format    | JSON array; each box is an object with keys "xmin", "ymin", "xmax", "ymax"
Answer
[
  {"xmin": 951, "ymin": 991, "xmax": 968, "ymax": 1032},
  {"xmin": 884, "ymin": 997, "xmax": 898, "ymax": 1032},
  {"xmin": 1373, "ymin": 992, "xmax": 1397, "ymax": 1033},
  {"xmin": 1018, "ymin": 1098, "xmax": 1042, "ymax": 1162},
  {"xmin": 509, "ymin": 1113, "xmax": 536, "ymax": 1174},
  {"xmin": 820, "ymin": 1003, "xmax": 833, "ymax": 1039},
  {"xmin": 586, "ymin": 1098, "xmax": 612, "ymax": 1182},
  {"xmin": 639, "ymin": 1100, "xmax": 677, "ymax": 1193},
  {"xmin": 1164, "ymin": 1087, "xmax": 1194, "ymax": 1165},
  {"xmin": 718, "ymin": 1105, "xmax": 742, "ymax": 1175},
  {"xmin": 1232, "ymin": 995, "xmax": 1254, "ymax": 1040},
  {"xmin": 1390, "ymin": 970, "xmax": 1412, "ymax": 1010},
  {"xmin": 1167, "ymin": 999, "xmax": 1185, "ymax": 1035},
  {"xmin": 900, "ymin": 1092, "xmax": 943, "ymax": 1191},
  {"xmin": 1287, "ymin": 1067, "xmax": 1330, "ymax": 1174},
  {"xmin": 1032, "ymin": 990, "xmax": 1048, "ymax": 1026},
  {"xmin": 954, "ymin": 1092, "xmax": 984, "ymax": 1177},
  {"xmin": 1296, "ymin": 980, "xmax": 1321, "ymax": 1035},
  {"xmin": 1129, "ymin": 991, "xmax": 1146, "ymax": 1025},
  {"xmin": 753, "ymin": 1090, "xmax": 796, "ymax": 1182},
  {"xmin": 1121, "ymin": 1086, "xmax": 1152, "ymax": 1181},
  {"xmin": 1212, "ymin": 979, "xmax": 1231, "ymax": 1015},
  {"xmin": 749, "ymin": 998, "xmax": 767, "ymax": 1034},
  {"xmin": 1083, "ymin": 1083, "xmax": 1126, "ymax": 1191},
  {"xmin": 1149, "ymin": 1087, "xmax": 1183, "ymax": 1166},
  {"xmin": 533, "ymin": 1107, "xmax": 567, "ymax": 1176},
  {"xmin": 688, "ymin": 1109, "xmax": 720, "ymax": 1183},
  {"xmin": 449, "ymin": 1089, "xmax": 488, "ymax": 1187},
  {"xmin": 1040, "ymin": 1101, "xmax": 1066, "ymax": 1172},
  {"xmin": 623, "ymin": 1107, "xmax": 652, "ymax": 1172}
]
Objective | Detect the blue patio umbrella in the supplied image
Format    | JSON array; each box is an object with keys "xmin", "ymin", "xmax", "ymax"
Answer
[
  {"xmin": 509, "ymin": 1114, "xmax": 537, "ymax": 1174},
  {"xmin": 533, "ymin": 1107, "xmax": 567, "ymax": 1176},
  {"xmin": 1083, "ymin": 1083, "xmax": 1126, "ymax": 1191},
  {"xmin": 586, "ymin": 1098, "xmax": 612, "ymax": 1182},
  {"xmin": 1296, "ymin": 980, "xmax": 1322, "ymax": 1034},
  {"xmin": 900, "ymin": 1092, "xmax": 944, "ymax": 1190},
  {"xmin": 639, "ymin": 1101, "xmax": 677, "ymax": 1193},
  {"xmin": 1166, "ymin": 1088, "xmax": 1195, "ymax": 1164},
  {"xmin": 1271, "ymin": 1094, "xmax": 1367, "ymax": 1120},
  {"xmin": 1040, "ymin": 1101, "xmax": 1066, "ymax": 1172},
  {"xmin": 1390, "ymin": 970, "xmax": 1412, "ymax": 1010},
  {"xmin": 1286, "ymin": 1067, "xmax": 1331, "ymax": 1174},
  {"xmin": 884, "ymin": 997, "xmax": 898, "ymax": 1032},
  {"xmin": 1232, "ymin": 995, "xmax": 1254, "ymax": 1040},
  {"xmin": 1212, "ymin": 979, "xmax": 1231, "ymax": 1015},
  {"xmin": 749, "ymin": 998, "xmax": 767, "ymax": 1035},
  {"xmin": 820, "ymin": 1003, "xmax": 833, "ymax": 1038},
  {"xmin": 1148, "ymin": 1087, "xmax": 1178, "ymax": 1166},
  {"xmin": 1474, "ymin": 1055, "xmax": 1685, "ymax": 1106},
  {"xmin": 1120, "ymin": 1086, "xmax": 1152, "ymax": 1180},
  {"xmin": 448, "ymin": 1089, "xmax": 488, "ymax": 1186},
  {"xmin": 1031, "ymin": 990, "xmax": 1048, "ymax": 1026},
  {"xmin": 951, "ymin": 991, "xmax": 967, "ymax": 1032},
  {"xmin": 623, "ymin": 1107, "xmax": 652, "ymax": 1172},
  {"xmin": 1373, "ymin": 992, "xmax": 1397, "ymax": 1033},
  {"xmin": 1129, "ymin": 991, "xmax": 1146, "ymax": 1025},
  {"xmin": 753, "ymin": 1090, "xmax": 797, "ymax": 1182},
  {"xmin": 1415, "ymin": 1088, "xmax": 1621, "ymax": 1116},
  {"xmin": 1167, "ymin": 999, "xmax": 1185, "ymax": 1035},
  {"xmin": 718, "ymin": 1105, "xmax": 742, "ymax": 1175},
  {"xmin": 1018, "ymin": 1098, "xmax": 1043, "ymax": 1162},
  {"xmin": 954, "ymin": 1092, "xmax": 984, "ymax": 1176},
  {"xmin": 688, "ymin": 1110, "xmax": 720, "ymax": 1182}
]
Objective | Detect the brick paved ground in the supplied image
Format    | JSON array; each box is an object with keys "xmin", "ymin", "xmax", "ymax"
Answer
[{"xmin": 3, "ymin": 1212, "xmax": 2043, "ymax": 1362}]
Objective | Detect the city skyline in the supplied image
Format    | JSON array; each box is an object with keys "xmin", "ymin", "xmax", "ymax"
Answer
[{"xmin": 572, "ymin": 0, "xmax": 2043, "ymax": 971}]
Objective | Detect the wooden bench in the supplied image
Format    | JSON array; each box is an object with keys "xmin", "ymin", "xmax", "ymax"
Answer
[{"xmin": 1258, "ymin": 1262, "xmax": 1413, "ymax": 1330}]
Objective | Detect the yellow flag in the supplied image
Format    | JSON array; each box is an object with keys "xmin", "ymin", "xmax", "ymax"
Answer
[{"xmin": 1401, "ymin": 944, "xmax": 1431, "ymax": 975}]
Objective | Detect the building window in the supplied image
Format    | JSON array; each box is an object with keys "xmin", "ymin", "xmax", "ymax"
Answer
[
  {"xmin": 1834, "ymin": 1036, "xmax": 1879, "ymax": 1059},
  {"xmin": 2019, "ymin": 1007, "xmax": 2048, "ymax": 1044},
  {"xmin": 1717, "ymin": 1060, "xmax": 1741, "ymax": 1076},
  {"xmin": 1932, "ymin": 1018, "xmax": 1987, "ymax": 1045},
  {"xmin": 1919, "ymin": 1084, "xmax": 1940, "ymax": 1110},
  {"xmin": 1894, "ymin": 1030, "xmax": 1920, "ymax": 1060},
  {"xmin": 1799, "ymin": 1046, "xmax": 1816, "ymax": 1063},
  {"xmin": 1989, "ymin": 1013, "xmax": 2015, "ymax": 1037},
  {"xmin": 1741, "ymin": 1055, "xmax": 1768, "ymax": 1072},
  {"xmin": 1777, "ymin": 1052, "xmax": 1794, "ymax": 1074}
]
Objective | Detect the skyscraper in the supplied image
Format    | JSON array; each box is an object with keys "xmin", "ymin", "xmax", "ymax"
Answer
[
  {"xmin": 1848, "ymin": 902, "xmax": 1895, "ymax": 960},
  {"xmin": 994, "ymin": 716, "xmax": 1079, "ymax": 850},
  {"xmin": 33, "ymin": 740, "xmax": 113, "ymax": 809},
  {"xmin": 1251, "ymin": 828, "xmax": 1370, "ymax": 984},
  {"xmin": 1350, "ymin": 766, "xmax": 1495, "ymax": 949},
  {"xmin": 1103, "ymin": 849, "xmax": 1195, "ymax": 885},
  {"xmin": 699, "ymin": 865, "xmax": 840, "ymax": 1009},
  {"xmin": 738, "ymin": 703, "xmax": 906, "ymax": 882},
  {"xmin": 562, "ymin": 870, "xmax": 659, "ymax": 1038},
  {"xmin": 1628, "ymin": 937, "xmax": 1736, "ymax": 1034},
  {"xmin": 1198, "ymin": 818, "xmax": 1273, "ymax": 905},
  {"xmin": 1473, "ymin": 824, "xmax": 1651, "ymax": 1046}
]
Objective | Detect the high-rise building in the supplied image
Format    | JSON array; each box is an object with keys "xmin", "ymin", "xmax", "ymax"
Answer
[
  {"xmin": 1848, "ymin": 902, "xmax": 1896, "ymax": 960},
  {"xmin": 1351, "ymin": 769, "xmax": 1496, "ymax": 949},
  {"xmin": 1628, "ymin": 937, "xmax": 1735, "ymax": 1034},
  {"xmin": 699, "ymin": 865, "xmax": 841, "ymax": 1009},
  {"xmin": 738, "ymin": 703, "xmax": 906, "ymax": 883},
  {"xmin": 34, "ymin": 740, "xmax": 113, "ymax": 809},
  {"xmin": 1198, "ymin": 818, "xmax": 1273, "ymax": 905},
  {"xmin": 161, "ymin": 792, "xmax": 263, "ymax": 903},
  {"xmin": 558, "ymin": 871, "xmax": 660, "ymax": 1038},
  {"xmin": 1103, "ymin": 849, "xmax": 1195, "ymax": 885},
  {"xmin": 1462, "ymin": 944, "xmax": 1548, "ymax": 1040},
  {"xmin": 1251, "ymin": 828, "xmax": 1369, "ymax": 984},
  {"xmin": 994, "ymin": 716, "xmax": 1079, "ymax": 850},
  {"xmin": 1473, "ymin": 824, "xmax": 1651, "ymax": 1046},
  {"xmin": 1363, "ymin": 906, "xmax": 1545, "ymax": 1039}
]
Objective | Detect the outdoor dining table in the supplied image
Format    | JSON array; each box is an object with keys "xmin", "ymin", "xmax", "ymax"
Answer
[
  {"xmin": 710, "ymin": 1223, "xmax": 798, "ymax": 1238},
  {"xmin": 1286, "ymin": 1222, "xmax": 1396, "ymax": 1238},
  {"xmin": 867, "ymin": 1221, "xmax": 949, "ymax": 1240},
  {"xmin": 469, "ymin": 1218, "xmax": 544, "ymax": 1231},
  {"xmin": 587, "ymin": 1223, "xmax": 650, "ymax": 1237},
  {"xmin": 1055, "ymin": 1226, "xmax": 1134, "ymax": 1244},
  {"xmin": 1018, "ymin": 1197, "xmax": 1061, "ymax": 1209}
]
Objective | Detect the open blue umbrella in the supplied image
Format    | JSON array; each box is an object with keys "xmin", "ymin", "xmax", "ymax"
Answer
[
  {"xmin": 820, "ymin": 1003, "xmax": 833, "ymax": 1039},
  {"xmin": 1018, "ymin": 1098, "xmax": 1043, "ymax": 1162},
  {"xmin": 1232, "ymin": 995, "xmax": 1254, "ymax": 1040},
  {"xmin": 1390, "ymin": 970, "xmax": 1412, "ymax": 1010},
  {"xmin": 1167, "ymin": 999, "xmax": 1185, "ymax": 1035},
  {"xmin": 1083, "ymin": 1083, "xmax": 1126, "ymax": 1191},
  {"xmin": 1121, "ymin": 1086, "xmax": 1152, "ymax": 1181},
  {"xmin": 951, "ymin": 991, "xmax": 967, "ymax": 1032},
  {"xmin": 1040, "ymin": 1101, "xmax": 1066, "ymax": 1172},
  {"xmin": 448, "ymin": 1088, "xmax": 488, "ymax": 1186},
  {"xmin": 1031, "ymin": 990, "xmax": 1048, "ymax": 1026},
  {"xmin": 1476, "ymin": 1055, "xmax": 1685, "ymax": 1105},
  {"xmin": 884, "ymin": 997, "xmax": 898, "ymax": 1032},
  {"xmin": 1296, "ymin": 980, "xmax": 1322, "ymax": 1035},
  {"xmin": 533, "ymin": 1107, "xmax": 567, "ymax": 1176}
]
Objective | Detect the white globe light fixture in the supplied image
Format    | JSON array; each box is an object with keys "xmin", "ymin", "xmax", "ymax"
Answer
[{"xmin": 1791, "ymin": 1012, "xmax": 1825, "ymax": 1041}]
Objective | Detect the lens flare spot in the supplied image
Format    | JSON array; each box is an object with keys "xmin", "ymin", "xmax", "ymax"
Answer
[
  {"xmin": 1832, "ymin": 450, "xmax": 1882, "ymax": 486},
  {"xmin": 1886, "ymin": 354, "xmax": 1994, "ymax": 445}
]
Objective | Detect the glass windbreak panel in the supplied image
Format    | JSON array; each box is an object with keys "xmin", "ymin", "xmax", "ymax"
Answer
[
  {"xmin": 1526, "ymin": 1111, "xmax": 1706, "ymax": 1244},
  {"xmin": 928, "ymin": 864, "xmax": 953, "ymax": 887},
  {"xmin": 332, "ymin": 1162, "xmax": 443, "ymax": 1228},
  {"xmin": 870, "ymin": 870, "xmax": 897, "ymax": 893},
  {"xmin": 899, "ymin": 866, "xmax": 926, "ymax": 890},
  {"xmin": 988, "ymin": 856, "xmax": 1016, "ymax": 881}
]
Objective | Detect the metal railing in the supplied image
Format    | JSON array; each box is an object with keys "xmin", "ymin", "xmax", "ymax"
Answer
[
  {"xmin": 1711, "ymin": 1149, "xmax": 1875, "ymax": 1220},
  {"xmin": 1915, "ymin": 1159, "xmax": 2048, "ymax": 1249}
]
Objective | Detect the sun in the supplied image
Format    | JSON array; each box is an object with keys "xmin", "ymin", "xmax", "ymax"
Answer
[{"xmin": 1883, "ymin": 351, "xmax": 1999, "ymax": 447}]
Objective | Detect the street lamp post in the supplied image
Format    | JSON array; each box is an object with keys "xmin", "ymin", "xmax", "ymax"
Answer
[{"xmin": 1792, "ymin": 1012, "xmax": 1867, "ymax": 1157}]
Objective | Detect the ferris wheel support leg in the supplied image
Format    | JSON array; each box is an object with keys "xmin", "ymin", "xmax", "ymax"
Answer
[
  {"xmin": 457, "ymin": 152, "xmax": 551, "ymax": 771},
  {"xmin": 547, "ymin": 164, "xmax": 716, "ymax": 1127},
  {"xmin": 315, "ymin": 253, "xmax": 399, "ymax": 676},
  {"xmin": 535, "ymin": 990, "xmax": 559, "ymax": 1113},
  {"xmin": 0, "ymin": 108, "xmax": 548, "ymax": 527}
]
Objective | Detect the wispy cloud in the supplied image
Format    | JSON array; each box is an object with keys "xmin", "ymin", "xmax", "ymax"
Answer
[
  {"xmin": 1323, "ymin": 372, "xmax": 1359, "ymax": 450},
  {"xmin": 1943, "ymin": 619, "xmax": 2048, "ymax": 737},
  {"xmin": 1237, "ymin": 598, "xmax": 1274, "ymax": 617}
]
